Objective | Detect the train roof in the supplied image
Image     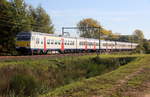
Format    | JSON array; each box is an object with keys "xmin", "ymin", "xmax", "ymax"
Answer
[{"xmin": 17, "ymin": 31, "xmax": 56, "ymax": 36}]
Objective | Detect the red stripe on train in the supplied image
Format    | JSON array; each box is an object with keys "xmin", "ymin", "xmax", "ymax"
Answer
[
  {"xmin": 93, "ymin": 42, "xmax": 96, "ymax": 50},
  {"xmin": 85, "ymin": 41, "xmax": 87, "ymax": 50},
  {"xmin": 61, "ymin": 38, "xmax": 64, "ymax": 51},
  {"xmin": 44, "ymin": 37, "xmax": 46, "ymax": 52}
]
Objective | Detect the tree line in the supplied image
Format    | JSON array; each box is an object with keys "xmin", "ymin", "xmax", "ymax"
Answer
[
  {"xmin": 0, "ymin": 0, "xmax": 149, "ymax": 55},
  {"xmin": 77, "ymin": 18, "xmax": 150, "ymax": 54},
  {"xmin": 0, "ymin": 0, "xmax": 54, "ymax": 55}
]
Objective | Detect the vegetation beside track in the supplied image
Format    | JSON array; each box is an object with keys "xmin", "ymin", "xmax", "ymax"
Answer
[
  {"xmin": 40, "ymin": 54, "xmax": 150, "ymax": 97},
  {"xmin": 0, "ymin": 54, "xmax": 135, "ymax": 97},
  {"xmin": 0, "ymin": 54, "xmax": 149, "ymax": 97}
]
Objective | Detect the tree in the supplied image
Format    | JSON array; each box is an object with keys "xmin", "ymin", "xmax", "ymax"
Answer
[
  {"xmin": 77, "ymin": 18, "xmax": 112, "ymax": 39},
  {"xmin": 0, "ymin": 0, "xmax": 17, "ymax": 54},
  {"xmin": 133, "ymin": 29, "xmax": 144, "ymax": 42},
  {"xmin": 0, "ymin": 0, "xmax": 55, "ymax": 55},
  {"xmin": 29, "ymin": 6, "xmax": 54, "ymax": 33},
  {"xmin": 12, "ymin": 0, "xmax": 33, "ymax": 32},
  {"xmin": 0, "ymin": 0, "xmax": 33, "ymax": 54},
  {"xmin": 77, "ymin": 18, "xmax": 111, "ymax": 39},
  {"xmin": 133, "ymin": 29, "xmax": 145, "ymax": 53},
  {"xmin": 143, "ymin": 39, "xmax": 150, "ymax": 54}
]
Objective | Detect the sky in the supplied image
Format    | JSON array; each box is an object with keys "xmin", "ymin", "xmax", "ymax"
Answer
[{"xmin": 25, "ymin": 0, "xmax": 150, "ymax": 39}]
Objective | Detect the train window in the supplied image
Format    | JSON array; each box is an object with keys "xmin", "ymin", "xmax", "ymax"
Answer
[
  {"xmin": 51, "ymin": 40, "xmax": 54, "ymax": 44},
  {"xmin": 55, "ymin": 41, "xmax": 57, "ymax": 45},
  {"xmin": 17, "ymin": 35, "xmax": 31, "ymax": 41},
  {"xmin": 66, "ymin": 41, "xmax": 69, "ymax": 45},
  {"xmin": 58, "ymin": 40, "xmax": 61, "ymax": 45},
  {"xmin": 81, "ymin": 42, "xmax": 83, "ymax": 45},
  {"xmin": 64, "ymin": 40, "xmax": 67, "ymax": 45},
  {"xmin": 32, "ymin": 36, "xmax": 35, "ymax": 41},
  {"xmin": 72, "ymin": 42, "xmax": 74, "ymax": 45},
  {"xmin": 79, "ymin": 42, "xmax": 81, "ymax": 45},
  {"xmin": 103, "ymin": 43, "xmax": 106, "ymax": 46},
  {"xmin": 90, "ymin": 42, "xmax": 92, "ymax": 46},
  {"xmin": 81, "ymin": 42, "xmax": 84, "ymax": 45},
  {"xmin": 47, "ymin": 39, "xmax": 50, "ymax": 44},
  {"xmin": 36, "ymin": 38, "xmax": 40, "ymax": 44},
  {"xmin": 96, "ymin": 43, "xmax": 99, "ymax": 46},
  {"xmin": 80, "ymin": 42, "xmax": 84, "ymax": 45},
  {"xmin": 70, "ymin": 41, "xmax": 74, "ymax": 45},
  {"xmin": 41, "ymin": 40, "xmax": 43, "ymax": 44},
  {"xmin": 89, "ymin": 42, "xmax": 92, "ymax": 46}
]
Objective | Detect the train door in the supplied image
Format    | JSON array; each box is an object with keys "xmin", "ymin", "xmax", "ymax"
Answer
[
  {"xmin": 85, "ymin": 41, "xmax": 87, "ymax": 51},
  {"xmin": 44, "ymin": 37, "xmax": 47, "ymax": 52},
  {"xmin": 31, "ymin": 36, "xmax": 36, "ymax": 49},
  {"xmin": 94, "ymin": 41, "xmax": 96, "ymax": 50},
  {"xmin": 61, "ymin": 38, "xmax": 64, "ymax": 51}
]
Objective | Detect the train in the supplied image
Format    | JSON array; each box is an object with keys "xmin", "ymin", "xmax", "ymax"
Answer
[{"xmin": 16, "ymin": 31, "xmax": 138, "ymax": 54}]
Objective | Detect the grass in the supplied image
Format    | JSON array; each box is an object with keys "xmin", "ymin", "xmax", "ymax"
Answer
[
  {"xmin": 112, "ymin": 61, "xmax": 150, "ymax": 97},
  {"xmin": 0, "ymin": 54, "xmax": 129, "ymax": 96},
  {"xmin": 40, "ymin": 54, "xmax": 150, "ymax": 97},
  {"xmin": 0, "ymin": 54, "xmax": 149, "ymax": 97}
]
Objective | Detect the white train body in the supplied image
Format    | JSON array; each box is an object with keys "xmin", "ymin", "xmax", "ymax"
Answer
[{"xmin": 16, "ymin": 31, "xmax": 138, "ymax": 54}]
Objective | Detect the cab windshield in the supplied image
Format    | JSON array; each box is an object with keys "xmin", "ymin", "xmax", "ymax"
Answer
[{"xmin": 17, "ymin": 35, "xmax": 31, "ymax": 41}]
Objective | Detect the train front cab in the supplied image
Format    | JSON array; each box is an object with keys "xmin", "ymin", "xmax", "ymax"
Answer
[{"xmin": 16, "ymin": 32, "xmax": 32, "ymax": 55}]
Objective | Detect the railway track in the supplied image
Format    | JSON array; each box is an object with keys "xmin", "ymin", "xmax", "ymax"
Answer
[{"xmin": 0, "ymin": 53, "xmax": 97, "ymax": 60}]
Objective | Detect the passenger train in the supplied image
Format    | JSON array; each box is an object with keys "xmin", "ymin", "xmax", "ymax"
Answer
[{"xmin": 16, "ymin": 31, "xmax": 138, "ymax": 54}]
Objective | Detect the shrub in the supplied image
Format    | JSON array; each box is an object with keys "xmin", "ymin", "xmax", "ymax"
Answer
[{"xmin": 9, "ymin": 74, "xmax": 39, "ymax": 97}]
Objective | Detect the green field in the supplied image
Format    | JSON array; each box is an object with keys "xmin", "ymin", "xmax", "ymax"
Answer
[{"xmin": 0, "ymin": 54, "xmax": 150, "ymax": 97}]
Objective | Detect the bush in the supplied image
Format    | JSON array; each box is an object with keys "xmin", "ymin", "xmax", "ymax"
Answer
[{"xmin": 9, "ymin": 74, "xmax": 39, "ymax": 97}]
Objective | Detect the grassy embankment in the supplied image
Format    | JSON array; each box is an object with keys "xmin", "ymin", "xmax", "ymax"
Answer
[
  {"xmin": 41, "ymin": 54, "xmax": 150, "ymax": 97},
  {"xmin": 0, "ymin": 54, "xmax": 149, "ymax": 97}
]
